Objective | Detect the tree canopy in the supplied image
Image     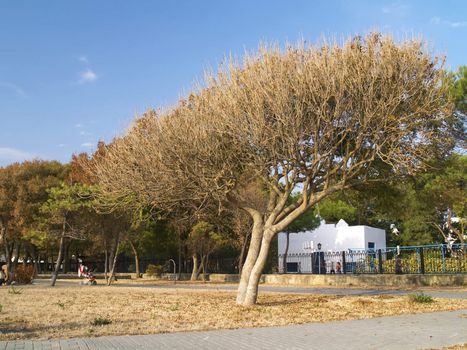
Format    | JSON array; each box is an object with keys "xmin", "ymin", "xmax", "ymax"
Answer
[{"xmin": 87, "ymin": 33, "xmax": 455, "ymax": 305}]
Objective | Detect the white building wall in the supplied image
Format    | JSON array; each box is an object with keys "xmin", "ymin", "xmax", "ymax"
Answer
[
  {"xmin": 335, "ymin": 224, "xmax": 366, "ymax": 251},
  {"xmin": 363, "ymin": 227, "xmax": 387, "ymax": 250},
  {"xmin": 278, "ymin": 219, "xmax": 386, "ymax": 255}
]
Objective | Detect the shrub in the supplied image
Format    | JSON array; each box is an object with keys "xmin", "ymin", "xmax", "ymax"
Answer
[
  {"xmin": 169, "ymin": 302, "xmax": 180, "ymax": 311},
  {"xmin": 91, "ymin": 317, "xmax": 112, "ymax": 326},
  {"xmin": 8, "ymin": 286, "xmax": 23, "ymax": 294},
  {"xmin": 380, "ymin": 255, "xmax": 466, "ymax": 274},
  {"xmin": 408, "ymin": 293, "xmax": 434, "ymax": 304},
  {"xmin": 145, "ymin": 264, "xmax": 164, "ymax": 277},
  {"xmin": 14, "ymin": 264, "xmax": 35, "ymax": 284}
]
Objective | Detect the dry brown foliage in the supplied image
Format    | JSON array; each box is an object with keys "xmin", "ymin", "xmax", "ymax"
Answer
[
  {"xmin": 86, "ymin": 33, "xmax": 455, "ymax": 305},
  {"xmin": 12, "ymin": 264, "xmax": 35, "ymax": 284},
  {"xmin": 1, "ymin": 283, "xmax": 466, "ymax": 341}
]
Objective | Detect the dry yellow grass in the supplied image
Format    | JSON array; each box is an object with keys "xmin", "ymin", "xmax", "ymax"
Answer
[
  {"xmin": 1, "ymin": 282, "xmax": 466, "ymax": 341},
  {"xmin": 426, "ymin": 344, "xmax": 467, "ymax": 350}
]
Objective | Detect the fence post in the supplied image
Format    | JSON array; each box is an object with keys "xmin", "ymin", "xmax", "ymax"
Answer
[
  {"xmin": 342, "ymin": 251, "xmax": 346, "ymax": 274},
  {"xmin": 310, "ymin": 254, "xmax": 313, "ymax": 274},
  {"xmin": 378, "ymin": 249, "xmax": 383, "ymax": 274},
  {"xmin": 441, "ymin": 244, "xmax": 446, "ymax": 273},
  {"xmin": 419, "ymin": 247, "xmax": 425, "ymax": 274}
]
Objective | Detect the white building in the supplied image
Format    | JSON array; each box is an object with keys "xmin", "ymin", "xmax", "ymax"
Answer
[
  {"xmin": 277, "ymin": 219, "xmax": 386, "ymax": 273},
  {"xmin": 278, "ymin": 219, "xmax": 386, "ymax": 254}
]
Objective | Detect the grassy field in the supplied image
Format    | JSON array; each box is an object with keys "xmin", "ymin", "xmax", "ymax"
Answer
[{"xmin": 1, "ymin": 281, "xmax": 466, "ymax": 341}]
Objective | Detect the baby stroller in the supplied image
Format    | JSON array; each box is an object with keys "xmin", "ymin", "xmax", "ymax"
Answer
[{"xmin": 78, "ymin": 263, "xmax": 97, "ymax": 285}]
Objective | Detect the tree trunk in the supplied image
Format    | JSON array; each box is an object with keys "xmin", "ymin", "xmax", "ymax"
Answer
[
  {"xmin": 50, "ymin": 253, "xmax": 54, "ymax": 272},
  {"xmin": 104, "ymin": 244, "xmax": 109, "ymax": 284},
  {"xmin": 191, "ymin": 254, "xmax": 199, "ymax": 281},
  {"xmin": 238, "ymin": 231, "xmax": 251, "ymax": 275},
  {"xmin": 197, "ymin": 255, "xmax": 206, "ymax": 281},
  {"xmin": 0, "ymin": 220, "xmax": 12, "ymax": 273},
  {"xmin": 3, "ymin": 232, "xmax": 12, "ymax": 272},
  {"xmin": 243, "ymin": 231, "xmax": 274, "ymax": 305},
  {"xmin": 64, "ymin": 239, "xmax": 72, "ymax": 274},
  {"xmin": 236, "ymin": 210, "xmax": 264, "ymax": 305},
  {"xmin": 107, "ymin": 234, "xmax": 120, "ymax": 286},
  {"xmin": 26, "ymin": 244, "xmax": 39, "ymax": 277},
  {"xmin": 283, "ymin": 232, "xmax": 290, "ymax": 274},
  {"xmin": 177, "ymin": 229, "xmax": 182, "ymax": 280},
  {"xmin": 108, "ymin": 245, "xmax": 115, "ymax": 274},
  {"xmin": 34, "ymin": 255, "xmax": 40, "ymax": 275},
  {"xmin": 129, "ymin": 240, "xmax": 140, "ymax": 278},
  {"xmin": 11, "ymin": 240, "xmax": 20, "ymax": 274},
  {"xmin": 0, "ymin": 225, "xmax": 10, "ymax": 269},
  {"xmin": 0, "ymin": 222, "xmax": 5, "ymax": 245},
  {"xmin": 203, "ymin": 253, "xmax": 209, "ymax": 281},
  {"xmin": 51, "ymin": 224, "xmax": 66, "ymax": 287},
  {"xmin": 6, "ymin": 244, "xmax": 13, "ymax": 272}
]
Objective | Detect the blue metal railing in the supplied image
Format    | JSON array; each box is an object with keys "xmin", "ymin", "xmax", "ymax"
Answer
[{"xmin": 278, "ymin": 244, "xmax": 466, "ymax": 275}]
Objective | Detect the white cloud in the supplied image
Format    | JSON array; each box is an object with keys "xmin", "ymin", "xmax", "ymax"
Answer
[
  {"xmin": 78, "ymin": 55, "xmax": 89, "ymax": 63},
  {"xmin": 449, "ymin": 21, "xmax": 467, "ymax": 28},
  {"xmin": 58, "ymin": 144, "xmax": 66, "ymax": 148},
  {"xmin": 382, "ymin": 2, "xmax": 409, "ymax": 16},
  {"xmin": 75, "ymin": 123, "xmax": 83, "ymax": 128},
  {"xmin": 431, "ymin": 16, "xmax": 467, "ymax": 28},
  {"xmin": 81, "ymin": 142, "xmax": 94, "ymax": 148},
  {"xmin": 78, "ymin": 69, "xmax": 98, "ymax": 84},
  {"xmin": 0, "ymin": 147, "xmax": 34, "ymax": 161},
  {"xmin": 0, "ymin": 82, "xmax": 26, "ymax": 97},
  {"xmin": 80, "ymin": 130, "xmax": 92, "ymax": 136}
]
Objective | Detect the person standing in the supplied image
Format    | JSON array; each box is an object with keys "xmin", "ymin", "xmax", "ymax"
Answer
[{"xmin": 0, "ymin": 264, "xmax": 8, "ymax": 285}]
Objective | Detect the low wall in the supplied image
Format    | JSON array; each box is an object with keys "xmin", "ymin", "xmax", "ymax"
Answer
[
  {"xmin": 37, "ymin": 272, "xmax": 466, "ymax": 287},
  {"xmin": 209, "ymin": 274, "xmax": 241, "ymax": 283},
  {"xmin": 263, "ymin": 273, "xmax": 466, "ymax": 287},
  {"xmin": 201, "ymin": 273, "xmax": 466, "ymax": 287},
  {"xmin": 157, "ymin": 273, "xmax": 192, "ymax": 281}
]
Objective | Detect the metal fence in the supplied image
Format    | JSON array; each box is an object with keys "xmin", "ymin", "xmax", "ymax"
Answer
[
  {"xmin": 48, "ymin": 256, "xmax": 239, "ymax": 275},
  {"xmin": 278, "ymin": 244, "xmax": 467, "ymax": 275}
]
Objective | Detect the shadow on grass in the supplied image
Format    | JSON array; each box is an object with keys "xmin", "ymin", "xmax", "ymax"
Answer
[
  {"xmin": 257, "ymin": 296, "xmax": 331, "ymax": 307},
  {"xmin": 0, "ymin": 321, "xmax": 86, "ymax": 340}
]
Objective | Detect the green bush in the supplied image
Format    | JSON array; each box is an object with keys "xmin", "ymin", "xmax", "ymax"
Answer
[
  {"xmin": 380, "ymin": 254, "xmax": 466, "ymax": 274},
  {"xmin": 8, "ymin": 286, "xmax": 23, "ymax": 294},
  {"xmin": 348, "ymin": 250, "xmax": 467, "ymax": 274},
  {"xmin": 408, "ymin": 293, "xmax": 434, "ymax": 303},
  {"xmin": 145, "ymin": 264, "xmax": 164, "ymax": 277},
  {"xmin": 91, "ymin": 317, "xmax": 112, "ymax": 326}
]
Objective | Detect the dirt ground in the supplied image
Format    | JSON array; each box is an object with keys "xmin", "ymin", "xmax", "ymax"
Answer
[{"xmin": 1, "ymin": 280, "xmax": 466, "ymax": 341}]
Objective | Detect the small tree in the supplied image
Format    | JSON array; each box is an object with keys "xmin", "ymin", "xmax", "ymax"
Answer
[
  {"xmin": 445, "ymin": 65, "xmax": 466, "ymax": 148},
  {"xmin": 421, "ymin": 155, "xmax": 466, "ymax": 246},
  {"xmin": 0, "ymin": 160, "xmax": 66, "ymax": 275},
  {"xmin": 39, "ymin": 183, "xmax": 94, "ymax": 286},
  {"xmin": 70, "ymin": 150, "xmax": 132, "ymax": 285},
  {"xmin": 187, "ymin": 221, "xmax": 224, "ymax": 281}
]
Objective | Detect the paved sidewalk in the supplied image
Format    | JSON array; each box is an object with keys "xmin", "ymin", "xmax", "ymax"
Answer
[{"xmin": 2, "ymin": 309, "xmax": 466, "ymax": 350}]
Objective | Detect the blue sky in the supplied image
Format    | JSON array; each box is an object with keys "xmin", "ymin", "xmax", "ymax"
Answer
[{"xmin": 0, "ymin": 1, "xmax": 466, "ymax": 166}]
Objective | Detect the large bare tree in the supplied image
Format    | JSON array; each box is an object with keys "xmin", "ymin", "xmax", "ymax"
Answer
[{"xmin": 88, "ymin": 34, "xmax": 454, "ymax": 305}]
